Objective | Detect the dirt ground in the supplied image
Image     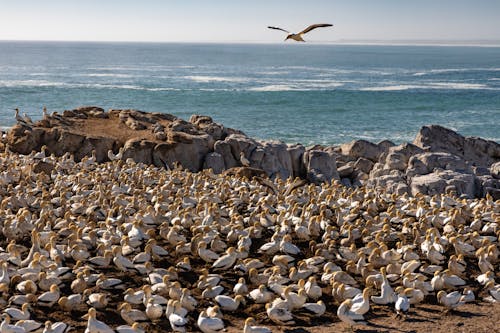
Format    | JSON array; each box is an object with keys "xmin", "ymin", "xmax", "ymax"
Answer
[
  {"xmin": 224, "ymin": 302, "xmax": 500, "ymax": 333},
  {"xmin": 31, "ymin": 299, "xmax": 500, "ymax": 332}
]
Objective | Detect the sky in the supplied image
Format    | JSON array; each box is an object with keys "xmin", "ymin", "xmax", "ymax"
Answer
[{"xmin": 0, "ymin": 0, "xmax": 499, "ymax": 43}]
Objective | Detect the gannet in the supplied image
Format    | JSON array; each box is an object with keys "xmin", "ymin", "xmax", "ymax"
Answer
[
  {"xmin": 337, "ymin": 299, "xmax": 366, "ymax": 327},
  {"xmin": 197, "ymin": 310, "xmax": 225, "ymax": 333},
  {"xmin": 243, "ymin": 318, "xmax": 272, "ymax": 333},
  {"xmin": 0, "ymin": 314, "xmax": 26, "ymax": 333},
  {"xmin": 41, "ymin": 321, "xmax": 71, "ymax": 333},
  {"xmin": 3, "ymin": 303, "xmax": 31, "ymax": 321},
  {"xmin": 268, "ymin": 24, "xmax": 333, "ymax": 42},
  {"xmin": 84, "ymin": 308, "xmax": 114, "ymax": 333},
  {"xmin": 301, "ymin": 300, "xmax": 326, "ymax": 316}
]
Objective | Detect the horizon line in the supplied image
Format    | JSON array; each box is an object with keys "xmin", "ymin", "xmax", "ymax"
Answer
[{"xmin": 1, "ymin": 38, "xmax": 500, "ymax": 47}]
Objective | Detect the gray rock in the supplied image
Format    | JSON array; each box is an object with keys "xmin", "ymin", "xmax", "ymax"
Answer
[
  {"xmin": 378, "ymin": 140, "xmax": 396, "ymax": 152},
  {"xmin": 410, "ymin": 170, "xmax": 478, "ymax": 198},
  {"xmin": 406, "ymin": 152, "xmax": 471, "ymax": 178},
  {"xmin": 203, "ymin": 152, "xmax": 225, "ymax": 174},
  {"xmin": 153, "ymin": 133, "xmax": 214, "ymax": 172},
  {"xmin": 214, "ymin": 140, "xmax": 238, "ymax": 169},
  {"xmin": 341, "ymin": 178, "xmax": 352, "ymax": 187},
  {"xmin": 122, "ymin": 139, "xmax": 155, "ymax": 165},
  {"xmin": 304, "ymin": 150, "xmax": 339, "ymax": 184},
  {"xmin": 354, "ymin": 157, "xmax": 374, "ymax": 174},
  {"xmin": 383, "ymin": 143, "xmax": 424, "ymax": 171},
  {"xmin": 414, "ymin": 125, "xmax": 500, "ymax": 168},
  {"xmin": 261, "ymin": 141, "xmax": 293, "ymax": 179},
  {"xmin": 491, "ymin": 162, "xmax": 500, "ymax": 179},
  {"xmin": 337, "ymin": 162, "xmax": 354, "ymax": 178},
  {"xmin": 214, "ymin": 134, "xmax": 259, "ymax": 169},
  {"xmin": 341, "ymin": 139, "xmax": 382, "ymax": 162},
  {"xmin": 287, "ymin": 144, "xmax": 306, "ymax": 178},
  {"xmin": 484, "ymin": 187, "xmax": 500, "ymax": 200}
]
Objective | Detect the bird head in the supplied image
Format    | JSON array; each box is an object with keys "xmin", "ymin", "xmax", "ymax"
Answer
[{"xmin": 285, "ymin": 34, "xmax": 292, "ymax": 41}]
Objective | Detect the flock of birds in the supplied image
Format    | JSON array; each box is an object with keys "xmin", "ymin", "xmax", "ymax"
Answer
[{"xmin": 0, "ymin": 137, "xmax": 499, "ymax": 333}]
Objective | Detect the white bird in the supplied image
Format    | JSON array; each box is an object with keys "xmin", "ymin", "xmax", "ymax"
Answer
[
  {"xmin": 84, "ymin": 308, "xmax": 114, "ymax": 333},
  {"xmin": 108, "ymin": 147, "xmax": 124, "ymax": 161},
  {"xmin": 180, "ymin": 288, "xmax": 198, "ymax": 311},
  {"xmin": 350, "ymin": 288, "xmax": 371, "ymax": 315},
  {"xmin": 371, "ymin": 268, "xmax": 396, "ymax": 305},
  {"xmin": 85, "ymin": 292, "xmax": 109, "ymax": 310},
  {"xmin": 0, "ymin": 314, "xmax": 26, "ymax": 333},
  {"xmin": 211, "ymin": 247, "xmax": 237, "ymax": 270},
  {"xmin": 265, "ymin": 302, "xmax": 295, "ymax": 325},
  {"xmin": 118, "ymin": 303, "xmax": 148, "ymax": 326},
  {"xmin": 214, "ymin": 294, "xmax": 245, "ymax": 311},
  {"xmin": 116, "ymin": 323, "xmax": 145, "ymax": 333},
  {"xmin": 167, "ymin": 301, "xmax": 188, "ymax": 331},
  {"xmin": 197, "ymin": 310, "xmax": 225, "ymax": 333},
  {"xmin": 37, "ymin": 284, "xmax": 60, "ymax": 307},
  {"xmin": 243, "ymin": 317, "xmax": 272, "ymax": 333},
  {"xmin": 42, "ymin": 321, "xmax": 70, "ymax": 333},
  {"xmin": 145, "ymin": 298, "xmax": 164, "ymax": 321},
  {"xmin": 58, "ymin": 294, "xmax": 84, "ymax": 312},
  {"xmin": 304, "ymin": 276, "xmax": 322, "ymax": 300},
  {"xmin": 337, "ymin": 299, "xmax": 366, "ymax": 327},
  {"xmin": 206, "ymin": 305, "xmax": 223, "ymax": 320},
  {"xmin": 3, "ymin": 303, "xmax": 31, "ymax": 321},
  {"xmin": 168, "ymin": 311, "xmax": 188, "ymax": 333},
  {"xmin": 197, "ymin": 242, "xmax": 219, "ymax": 263},
  {"xmin": 437, "ymin": 290, "xmax": 464, "ymax": 311},
  {"xmin": 249, "ymin": 285, "xmax": 274, "ymax": 304},
  {"xmin": 123, "ymin": 288, "xmax": 145, "ymax": 305},
  {"xmin": 268, "ymin": 23, "xmax": 333, "ymax": 42},
  {"xmin": 233, "ymin": 277, "xmax": 248, "ymax": 296},
  {"xmin": 395, "ymin": 293, "xmax": 410, "ymax": 317},
  {"xmin": 16, "ymin": 319, "xmax": 42, "ymax": 333},
  {"xmin": 301, "ymin": 300, "xmax": 326, "ymax": 316}
]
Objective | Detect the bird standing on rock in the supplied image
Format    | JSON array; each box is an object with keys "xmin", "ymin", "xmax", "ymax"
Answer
[{"xmin": 240, "ymin": 151, "xmax": 251, "ymax": 167}]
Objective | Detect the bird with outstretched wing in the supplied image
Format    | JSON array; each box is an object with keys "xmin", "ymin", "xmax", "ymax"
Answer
[{"xmin": 268, "ymin": 23, "xmax": 333, "ymax": 42}]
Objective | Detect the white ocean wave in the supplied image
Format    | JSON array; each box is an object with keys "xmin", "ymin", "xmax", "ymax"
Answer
[
  {"xmin": 413, "ymin": 68, "xmax": 500, "ymax": 76},
  {"xmin": 0, "ymin": 80, "xmax": 181, "ymax": 91},
  {"xmin": 87, "ymin": 65, "xmax": 195, "ymax": 71},
  {"xmin": 249, "ymin": 84, "xmax": 296, "ymax": 91},
  {"xmin": 249, "ymin": 81, "xmax": 344, "ymax": 91},
  {"xmin": 279, "ymin": 66, "xmax": 395, "ymax": 75},
  {"xmin": 0, "ymin": 80, "xmax": 67, "ymax": 87},
  {"xmin": 183, "ymin": 75, "xmax": 250, "ymax": 83},
  {"xmin": 76, "ymin": 73, "xmax": 135, "ymax": 78},
  {"xmin": 359, "ymin": 82, "xmax": 495, "ymax": 91},
  {"xmin": 255, "ymin": 71, "xmax": 289, "ymax": 75}
]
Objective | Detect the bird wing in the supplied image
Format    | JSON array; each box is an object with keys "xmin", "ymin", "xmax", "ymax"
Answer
[
  {"xmin": 299, "ymin": 24, "xmax": 333, "ymax": 35},
  {"xmin": 268, "ymin": 26, "xmax": 290, "ymax": 33}
]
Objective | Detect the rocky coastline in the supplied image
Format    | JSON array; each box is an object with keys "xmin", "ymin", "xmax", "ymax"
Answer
[{"xmin": 3, "ymin": 106, "xmax": 500, "ymax": 199}]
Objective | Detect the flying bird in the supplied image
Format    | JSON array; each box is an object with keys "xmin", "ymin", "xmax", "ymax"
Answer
[{"xmin": 268, "ymin": 24, "xmax": 333, "ymax": 42}]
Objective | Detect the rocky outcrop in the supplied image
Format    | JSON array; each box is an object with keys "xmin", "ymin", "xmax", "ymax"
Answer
[
  {"xmin": 414, "ymin": 125, "xmax": 500, "ymax": 167},
  {"xmin": 5, "ymin": 107, "xmax": 500, "ymax": 198}
]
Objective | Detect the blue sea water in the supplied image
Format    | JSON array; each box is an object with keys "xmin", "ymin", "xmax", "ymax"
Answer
[{"xmin": 0, "ymin": 41, "xmax": 499, "ymax": 145}]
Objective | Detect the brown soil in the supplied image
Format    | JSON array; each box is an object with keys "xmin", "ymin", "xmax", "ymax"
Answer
[
  {"xmin": 57, "ymin": 110, "xmax": 171, "ymax": 144},
  {"xmin": 28, "ymin": 301, "xmax": 500, "ymax": 333}
]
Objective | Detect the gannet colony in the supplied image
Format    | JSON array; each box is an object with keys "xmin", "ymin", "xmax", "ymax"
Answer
[{"xmin": 0, "ymin": 107, "xmax": 498, "ymax": 332}]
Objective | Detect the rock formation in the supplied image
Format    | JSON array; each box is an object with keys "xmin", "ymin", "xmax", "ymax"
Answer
[{"xmin": 5, "ymin": 107, "xmax": 500, "ymax": 199}]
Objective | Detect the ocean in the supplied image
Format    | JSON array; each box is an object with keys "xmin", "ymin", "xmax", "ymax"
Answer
[{"xmin": 0, "ymin": 41, "xmax": 499, "ymax": 145}]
